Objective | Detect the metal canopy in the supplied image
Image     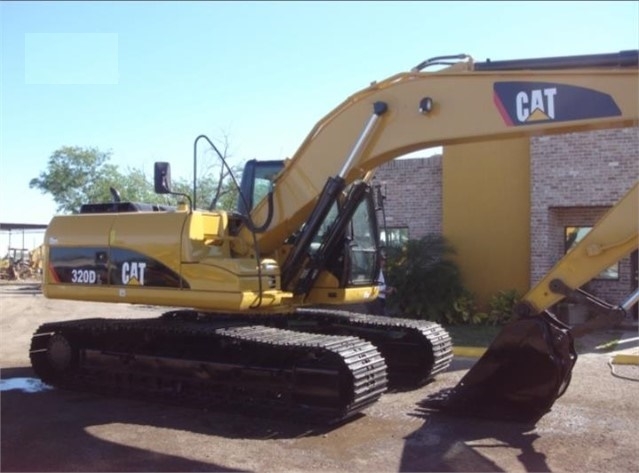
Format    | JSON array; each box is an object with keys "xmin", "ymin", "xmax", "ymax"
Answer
[{"xmin": 0, "ymin": 223, "xmax": 49, "ymax": 231}]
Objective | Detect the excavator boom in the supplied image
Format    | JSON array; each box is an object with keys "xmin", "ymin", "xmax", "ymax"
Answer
[{"xmin": 242, "ymin": 50, "xmax": 638, "ymax": 257}]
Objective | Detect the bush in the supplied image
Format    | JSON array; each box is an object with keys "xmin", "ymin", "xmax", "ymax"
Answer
[
  {"xmin": 385, "ymin": 234, "xmax": 468, "ymax": 323},
  {"xmin": 384, "ymin": 234, "xmax": 521, "ymax": 326},
  {"xmin": 441, "ymin": 288, "xmax": 490, "ymax": 325},
  {"xmin": 485, "ymin": 289, "xmax": 520, "ymax": 325}
]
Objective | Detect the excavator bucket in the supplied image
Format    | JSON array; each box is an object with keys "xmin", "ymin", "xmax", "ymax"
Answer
[{"xmin": 422, "ymin": 311, "xmax": 577, "ymax": 424}]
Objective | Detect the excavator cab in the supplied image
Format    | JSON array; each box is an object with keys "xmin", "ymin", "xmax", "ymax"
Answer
[
  {"xmin": 235, "ymin": 159, "xmax": 284, "ymax": 217},
  {"xmin": 235, "ymin": 158, "xmax": 382, "ymax": 293}
]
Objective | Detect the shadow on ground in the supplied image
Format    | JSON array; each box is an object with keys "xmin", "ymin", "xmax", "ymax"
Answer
[
  {"xmin": 0, "ymin": 366, "xmax": 358, "ymax": 472},
  {"xmin": 399, "ymin": 409, "xmax": 549, "ymax": 473}
]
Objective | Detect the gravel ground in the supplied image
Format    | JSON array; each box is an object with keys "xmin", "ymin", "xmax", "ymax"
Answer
[{"xmin": 1, "ymin": 282, "xmax": 638, "ymax": 472}]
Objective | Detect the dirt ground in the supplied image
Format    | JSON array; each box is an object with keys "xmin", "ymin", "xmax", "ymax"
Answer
[{"xmin": 1, "ymin": 282, "xmax": 638, "ymax": 473}]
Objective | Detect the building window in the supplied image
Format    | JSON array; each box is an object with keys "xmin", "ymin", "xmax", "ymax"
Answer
[
  {"xmin": 381, "ymin": 227, "xmax": 409, "ymax": 248},
  {"xmin": 564, "ymin": 226, "xmax": 619, "ymax": 280}
]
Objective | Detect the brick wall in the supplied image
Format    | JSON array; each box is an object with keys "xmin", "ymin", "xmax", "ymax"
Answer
[
  {"xmin": 530, "ymin": 127, "xmax": 638, "ymax": 304},
  {"xmin": 373, "ymin": 155, "xmax": 442, "ymax": 239}
]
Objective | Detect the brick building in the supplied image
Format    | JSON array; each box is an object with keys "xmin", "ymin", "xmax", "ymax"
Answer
[{"xmin": 373, "ymin": 126, "xmax": 638, "ymax": 311}]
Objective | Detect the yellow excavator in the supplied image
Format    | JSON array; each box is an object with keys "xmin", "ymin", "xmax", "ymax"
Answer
[{"xmin": 30, "ymin": 50, "xmax": 638, "ymax": 423}]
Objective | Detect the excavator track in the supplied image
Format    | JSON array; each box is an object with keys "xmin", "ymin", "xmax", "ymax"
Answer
[
  {"xmin": 158, "ymin": 308, "xmax": 454, "ymax": 388},
  {"xmin": 289, "ymin": 308, "xmax": 454, "ymax": 388},
  {"xmin": 29, "ymin": 317, "xmax": 388, "ymax": 422}
]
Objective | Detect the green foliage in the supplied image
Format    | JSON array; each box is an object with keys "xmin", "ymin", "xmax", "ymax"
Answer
[
  {"xmin": 30, "ymin": 145, "xmax": 243, "ymax": 214},
  {"xmin": 105, "ymin": 167, "xmax": 162, "ymax": 204},
  {"xmin": 485, "ymin": 289, "xmax": 520, "ymax": 325},
  {"xmin": 170, "ymin": 172, "xmax": 240, "ymax": 211},
  {"xmin": 29, "ymin": 146, "xmax": 121, "ymax": 214},
  {"xmin": 384, "ymin": 233, "xmax": 521, "ymax": 327},
  {"xmin": 203, "ymin": 163, "xmax": 243, "ymax": 211},
  {"xmin": 441, "ymin": 288, "xmax": 520, "ymax": 326},
  {"xmin": 385, "ymin": 234, "xmax": 468, "ymax": 323},
  {"xmin": 442, "ymin": 289, "xmax": 489, "ymax": 325}
]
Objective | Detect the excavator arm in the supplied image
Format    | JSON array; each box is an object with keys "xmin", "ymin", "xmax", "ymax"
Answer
[{"xmin": 517, "ymin": 182, "xmax": 639, "ymax": 319}]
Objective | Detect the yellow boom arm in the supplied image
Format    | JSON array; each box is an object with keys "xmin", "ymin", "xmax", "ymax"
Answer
[
  {"xmin": 240, "ymin": 53, "xmax": 638, "ymax": 256},
  {"xmin": 518, "ymin": 181, "xmax": 638, "ymax": 315}
]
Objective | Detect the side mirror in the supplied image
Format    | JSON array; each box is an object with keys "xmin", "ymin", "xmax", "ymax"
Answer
[{"xmin": 154, "ymin": 162, "xmax": 172, "ymax": 194}]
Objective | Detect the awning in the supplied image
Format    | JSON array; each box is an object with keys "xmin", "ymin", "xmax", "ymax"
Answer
[{"xmin": 0, "ymin": 223, "xmax": 49, "ymax": 231}]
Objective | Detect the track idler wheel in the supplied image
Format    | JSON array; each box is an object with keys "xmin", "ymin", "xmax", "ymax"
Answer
[{"xmin": 30, "ymin": 331, "xmax": 79, "ymax": 386}]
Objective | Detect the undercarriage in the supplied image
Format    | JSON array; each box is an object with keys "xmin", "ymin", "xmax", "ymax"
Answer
[{"xmin": 30, "ymin": 308, "xmax": 453, "ymax": 422}]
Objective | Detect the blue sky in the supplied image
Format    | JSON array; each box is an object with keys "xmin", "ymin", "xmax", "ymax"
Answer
[{"xmin": 1, "ymin": 1, "xmax": 638, "ymax": 251}]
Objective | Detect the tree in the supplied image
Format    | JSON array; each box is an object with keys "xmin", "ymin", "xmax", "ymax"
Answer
[
  {"xmin": 29, "ymin": 146, "xmax": 124, "ymax": 214},
  {"xmin": 111, "ymin": 167, "xmax": 164, "ymax": 204},
  {"xmin": 191, "ymin": 132, "xmax": 243, "ymax": 211},
  {"xmin": 30, "ymin": 145, "xmax": 246, "ymax": 215}
]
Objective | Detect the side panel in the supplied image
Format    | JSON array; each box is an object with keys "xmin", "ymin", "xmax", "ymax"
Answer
[
  {"xmin": 45, "ymin": 214, "xmax": 115, "ymax": 287},
  {"xmin": 109, "ymin": 247, "xmax": 184, "ymax": 287},
  {"xmin": 109, "ymin": 212, "xmax": 189, "ymax": 288},
  {"xmin": 45, "ymin": 212, "xmax": 190, "ymax": 292}
]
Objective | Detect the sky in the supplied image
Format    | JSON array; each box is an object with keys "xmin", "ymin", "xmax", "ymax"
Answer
[{"xmin": 1, "ymin": 0, "xmax": 638, "ymax": 253}]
